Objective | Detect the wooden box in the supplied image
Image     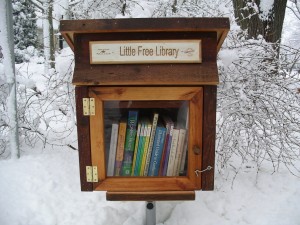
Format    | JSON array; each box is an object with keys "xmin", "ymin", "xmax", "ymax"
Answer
[{"xmin": 60, "ymin": 18, "xmax": 229, "ymax": 201}]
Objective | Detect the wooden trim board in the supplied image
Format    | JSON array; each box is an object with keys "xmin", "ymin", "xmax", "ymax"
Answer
[{"xmin": 106, "ymin": 191, "xmax": 195, "ymax": 201}]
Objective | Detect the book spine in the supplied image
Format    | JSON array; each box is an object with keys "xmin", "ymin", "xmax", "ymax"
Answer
[
  {"xmin": 143, "ymin": 113, "xmax": 159, "ymax": 176},
  {"xmin": 140, "ymin": 123, "xmax": 152, "ymax": 176},
  {"xmin": 148, "ymin": 126, "xmax": 167, "ymax": 176},
  {"xmin": 131, "ymin": 122, "xmax": 142, "ymax": 176},
  {"xmin": 158, "ymin": 120, "xmax": 171, "ymax": 176},
  {"xmin": 107, "ymin": 123, "xmax": 119, "ymax": 176},
  {"xmin": 173, "ymin": 129, "xmax": 187, "ymax": 176},
  {"xmin": 179, "ymin": 108, "xmax": 189, "ymax": 175},
  {"xmin": 114, "ymin": 121, "xmax": 127, "ymax": 176},
  {"xmin": 133, "ymin": 123, "xmax": 146, "ymax": 176},
  {"xmin": 121, "ymin": 111, "xmax": 139, "ymax": 176},
  {"xmin": 179, "ymin": 130, "xmax": 189, "ymax": 174},
  {"xmin": 166, "ymin": 129, "xmax": 179, "ymax": 176},
  {"xmin": 162, "ymin": 124, "xmax": 174, "ymax": 176}
]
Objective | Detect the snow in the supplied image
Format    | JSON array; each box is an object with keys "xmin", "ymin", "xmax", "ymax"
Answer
[
  {"xmin": 218, "ymin": 49, "xmax": 239, "ymax": 67},
  {"xmin": 116, "ymin": 1, "xmax": 157, "ymax": 18},
  {"xmin": 259, "ymin": 0, "xmax": 274, "ymax": 21},
  {"xmin": 0, "ymin": 146, "xmax": 299, "ymax": 225}
]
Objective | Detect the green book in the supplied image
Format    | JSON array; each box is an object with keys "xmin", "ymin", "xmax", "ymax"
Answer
[
  {"xmin": 121, "ymin": 111, "xmax": 139, "ymax": 176},
  {"xmin": 131, "ymin": 122, "xmax": 142, "ymax": 176},
  {"xmin": 133, "ymin": 120, "xmax": 147, "ymax": 176}
]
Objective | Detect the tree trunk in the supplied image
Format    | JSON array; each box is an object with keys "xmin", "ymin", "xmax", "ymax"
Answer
[
  {"xmin": 233, "ymin": 0, "xmax": 287, "ymax": 43},
  {"xmin": 42, "ymin": 0, "xmax": 55, "ymax": 74},
  {"xmin": 0, "ymin": 0, "xmax": 20, "ymax": 159},
  {"xmin": 48, "ymin": 0, "xmax": 55, "ymax": 69}
]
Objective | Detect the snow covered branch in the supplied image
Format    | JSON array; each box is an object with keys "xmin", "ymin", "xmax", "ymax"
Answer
[{"xmin": 216, "ymin": 32, "xmax": 300, "ymax": 176}]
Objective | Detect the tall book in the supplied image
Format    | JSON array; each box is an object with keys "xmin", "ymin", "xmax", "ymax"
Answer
[
  {"xmin": 148, "ymin": 126, "xmax": 167, "ymax": 176},
  {"xmin": 159, "ymin": 116, "xmax": 174, "ymax": 176},
  {"xmin": 140, "ymin": 121, "xmax": 152, "ymax": 176},
  {"xmin": 179, "ymin": 108, "xmax": 189, "ymax": 175},
  {"xmin": 107, "ymin": 123, "xmax": 119, "ymax": 176},
  {"xmin": 179, "ymin": 137, "xmax": 188, "ymax": 175},
  {"xmin": 173, "ymin": 128, "xmax": 187, "ymax": 176},
  {"xmin": 143, "ymin": 113, "xmax": 159, "ymax": 176},
  {"xmin": 114, "ymin": 120, "xmax": 127, "ymax": 176},
  {"xmin": 162, "ymin": 125, "xmax": 174, "ymax": 176},
  {"xmin": 133, "ymin": 122, "xmax": 146, "ymax": 176},
  {"xmin": 131, "ymin": 122, "xmax": 142, "ymax": 176},
  {"xmin": 166, "ymin": 128, "xmax": 179, "ymax": 176},
  {"xmin": 121, "ymin": 111, "xmax": 139, "ymax": 176}
]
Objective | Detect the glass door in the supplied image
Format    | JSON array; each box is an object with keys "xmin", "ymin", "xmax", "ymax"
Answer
[{"xmin": 89, "ymin": 87, "xmax": 203, "ymax": 192}]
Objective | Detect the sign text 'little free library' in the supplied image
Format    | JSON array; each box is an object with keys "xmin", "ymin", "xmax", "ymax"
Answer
[{"xmin": 89, "ymin": 40, "xmax": 202, "ymax": 64}]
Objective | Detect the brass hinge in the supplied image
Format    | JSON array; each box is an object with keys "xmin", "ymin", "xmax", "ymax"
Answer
[
  {"xmin": 86, "ymin": 166, "xmax": 98, "ymax": 183},
  {"xmin": 83, "ymin": 98, "xmax": 95, "ymax": 116}
]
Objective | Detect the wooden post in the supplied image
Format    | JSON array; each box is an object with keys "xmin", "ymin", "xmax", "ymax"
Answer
[
  {"xmin": 201, "ymin": 85, "xmax": 217, "ymax": 190},
  {"xmin": 75, "ymin": 86, "xmax": 93, "ymax": 191}
]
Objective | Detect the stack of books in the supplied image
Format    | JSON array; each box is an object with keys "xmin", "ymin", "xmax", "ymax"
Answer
[{"xmin": 106, "ymin": 110, "xmax": 188, "ymax": 177}]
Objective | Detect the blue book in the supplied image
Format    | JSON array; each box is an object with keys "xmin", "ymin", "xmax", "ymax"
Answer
[{"xmin": 147, "ymin": 126, "xmax": 166, "ymax": 176}]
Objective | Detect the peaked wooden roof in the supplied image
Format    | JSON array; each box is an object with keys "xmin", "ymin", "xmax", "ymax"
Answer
[{"xmin": 60, "ymin": 17, "xmax": 230, "ymax": 52}]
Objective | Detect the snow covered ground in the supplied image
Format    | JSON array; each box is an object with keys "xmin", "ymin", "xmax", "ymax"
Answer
[{"xmin": 0, "ymin": 144, "xmax": 299, "ymax": 225}]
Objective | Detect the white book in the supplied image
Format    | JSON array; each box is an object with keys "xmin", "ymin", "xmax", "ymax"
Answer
[
  {"xmin": 173, "ymin": 128, "xmax": 186, "ymax": 176},
  {"xmin": 180, "ymin": 110, "xmax": 189, "ymax": 174},
  {"xmin": 166, "ymin": 129, "xmax": 179, "ymax": 176},
  {"xmin": 107, "ymin": 123, "xmax": 119, "ymax": 176}
]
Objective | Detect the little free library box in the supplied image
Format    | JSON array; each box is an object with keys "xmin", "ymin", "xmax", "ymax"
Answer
[{"xmin": 60, "ymin": 17, "xmax": 230, "ymax": 201}]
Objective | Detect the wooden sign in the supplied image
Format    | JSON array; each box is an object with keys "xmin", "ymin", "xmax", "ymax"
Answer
[{"xmin": 89, "ymin": 40, "xmax": 202, "ymax": 64}]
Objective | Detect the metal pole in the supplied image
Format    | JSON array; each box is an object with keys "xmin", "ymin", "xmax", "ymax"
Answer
[{"xmin": 145, "ymin": 201, "xmax": 156, "ymax": 225}]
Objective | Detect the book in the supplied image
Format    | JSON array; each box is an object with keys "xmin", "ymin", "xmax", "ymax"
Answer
[
  {"xmin": 133, "ymin": 122, "xmax": 146, "ymax": 176},
  {"xmin": 166, "ymin": 128, "xmax": 179, "ymax": 176},
  {"xmin": 121, "ymin": 111, "xmax": 139, "ymax": 176},
  {"xmin": 179, "ymin": 138, "xmax": 188, "ymax": 175},
  {"xmin": 159, "ymin": 116, "xmax": 174, "ymax": 176},
  {"xmin": 143, "ymin": 113, "xmax": 159, "ymax": 176},
  {"xmin": 148, "ymin": 125, "xmax": 167, "ymax": 176},
  {"xmin": 107, "ymin": 123, "xmax": 119, "ymax": 176},
  {"xmin": 140, "ymin": 120, "xmax": 152, "ymax": 176},
  {"xmin": 173, "ymin": 128, "xmax": 187, "ymax": 176},
  {"xmin": 131, "ymin": 121, "xmax": 142, "ymax": 175},
  {"xmin": 114, "ymin": 120, "xmax": 127, "ymax": 176},
  {"xmin": 179, "ymin": 107, "xmax": 189, "ymax": 175}
]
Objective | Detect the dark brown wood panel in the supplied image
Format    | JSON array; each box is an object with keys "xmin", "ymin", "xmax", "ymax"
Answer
[
  {"xmin": 75, "ymin": 86, "xmax": 93, "ymax": 191},
  {"xmin": 72, "ymin": 32, "xmax": 218, "ymax": 86},
  {"xmin": 201, "ymin": 85, "xmax": 217, "ymax": 190},
  {"xmin": 72, "ymin": 62, "xmax": 219, "ymax": 86},
  {"xmin": 106, "ymin": 191, "xmax": 195, "ymax": 201},
  {"xmin": 60, "ymin": 18, "xmax": 230, "ymax": 52},
  {"xmin": 60, "ymin": 18, "xmax": 229, "ymax": 33},
  {"xmin": 76, "ymin": 32, "xmax": 217, "ymax": 66}
]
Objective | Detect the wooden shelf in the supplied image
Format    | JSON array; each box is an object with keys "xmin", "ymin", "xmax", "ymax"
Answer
[{"xmin": 106, "ymin": 191, "xmax": 195, "ymax": 201}]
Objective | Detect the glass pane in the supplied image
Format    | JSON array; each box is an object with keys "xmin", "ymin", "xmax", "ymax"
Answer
[{"xmin": 104, "ymin": 101, "xmax": 189, "ymax": 177}]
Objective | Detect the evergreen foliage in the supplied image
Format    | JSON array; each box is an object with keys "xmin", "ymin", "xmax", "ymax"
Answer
[{"xmin": 12, "ymin": 0, "xmax": 38, "ymax": 63}]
